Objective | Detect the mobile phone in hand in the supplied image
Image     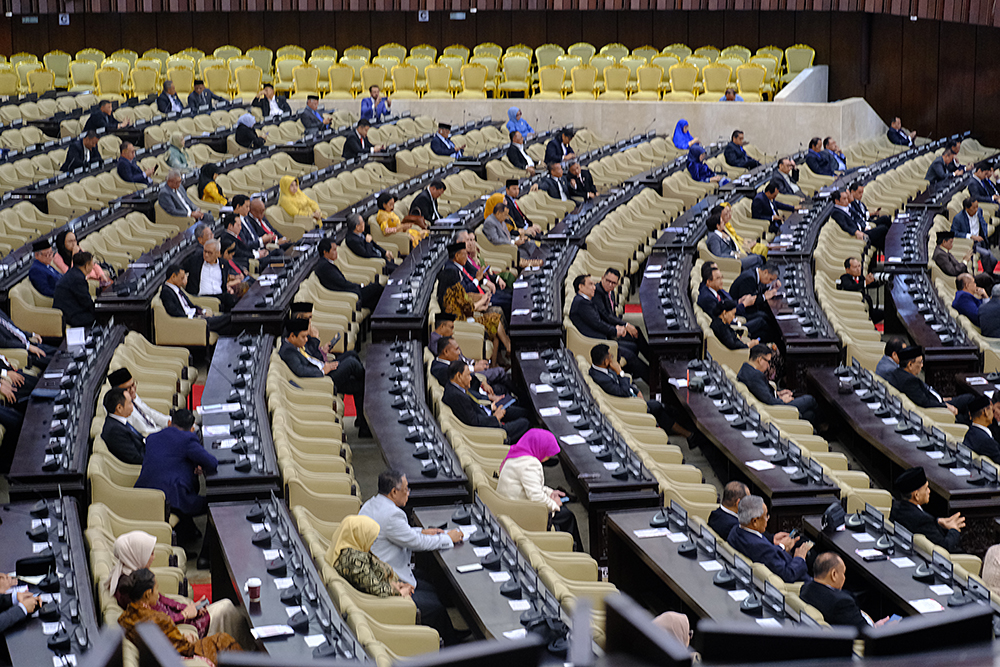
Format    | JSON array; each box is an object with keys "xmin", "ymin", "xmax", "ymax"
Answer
[{"xmin": 195, "ymin": 598, "xmax": 210, "ymax": 610}]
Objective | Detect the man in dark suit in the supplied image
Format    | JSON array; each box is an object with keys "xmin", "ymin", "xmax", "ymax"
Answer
[
  {"xmin": 729, "ymin": 261, "xmax": 781, "ymax": 319},
  {"xmin": 410, "ymin": 180, "xmax": 445, "ymax": 223},
  {"xmin": 772, "ymin": 158, "xmax": 804, "ymax": 197},
  {"xmin": 0, "ymin": 587, "xmax": 39, "ymax": 634},
  {"xmin": 433, "ymin": 336, "xmax": 519, "ymax": 415},
  {"xmin": 726, "ymin": 495, "xmax": 812, "ymax": 583},
  {"xmin": 160, "ymin": 264, "xmax": 231, "ymax": 333},
  {"xmin": 430, "ymin": 123, "xmax": 463, "ymax": 158},
  {"xmin": 52, "ymin": 251, "xmax": 96, "ymax": 328},
  {"xmin": 60, "ymin": 131, "xmax": 102, "ymax": 173},
  {"xmin": 831, "ymin": 189, "xmax": 868, "ymax": 240},
  {"xmin": 737, "ymin": 345, "xmax": 820, "ymax": 424},
  {"xmin": 967, "ymin": 162, "xmax": 1000, "ymax": 204},
  {"xmin": 932, "ymin": 231, "xmax": 970, "ymax": 277},
  {"xmin": 925, "ymin": 150, "xmax": 956, "ymax": 185},
  {"xmin": 345, "ymin": 213, "xmax": 396, "ymax": 272},
  {"xmin": 187, "ymin": 79, "xmax": 226, "ymax": 109},
  {"xmin": 708, "ymin": 481, "xmax": 748, "ymax": 540},
  {"xmin": 890, "ymin": 466, "xmax": 964, "ymax": 552},
  {"xmin": 750, "ymin": 182, "xmax": 794, "ymax": 233},
  {"xmin": 565, "ymin": 161, "xmax": 596, "ymax": 200},
  {"xmin": 980, "ymin": 284, "xmax": 1000, "ymax": 337},
  {"xmin": 248, "ymin": 198, "xmax": 289, "ymax": 250},
  {"xmin": 442, "ymin": 360, "xmax": 529, "ymax": 443},
  {"xmin": 156, "ymin": 80, "xmax": 185, "ymax": 114},
  {"xmin": 159, "ymin": 170, "xmax": 212, "ymax": 224},
  {"xmin": 116, "ymin": 141, "xmax": 154, "ymax": 186},
  {"xmin": 28, "ymin": 240, "xmax": 61, "ymax": 297},
  {"xmin": 886, "ymin": 117, "xmax": 916, "ymax": 146},
  {"xmin": 822, "ymin": 137, "xmax": 848, "ymax": 172},
  {"xmin": 569, "ymin": 274, "xmax": 648, "ymax": 381},
  {"xmin": 504, "ymin": 180, "xmax": 541, "ymax": 237},
  {"xmin": 185, "ymin": 239, "xmax": 238, "ymax": 311},
  {"xmin": 0, "ymin": 310, "xmax": 53, "ymax": 369},
  {"xmin": 885, "ymin": 346, "xmax": 960, "ymax": 414},
  {"xmin": 594, "ymin": 267, "xmax": 652, "ymax": 366},
  {"xmin": 343, "ymin": 118, "xmax": 383, "ymax": 161},
  {"xmin": 544, "ymin": 128, "xmax": 575, "ymax": 165},
  {"xmin": 84, "ymin": 99, "xmax": 129, "ymax": 133},
  {"xmin": 221, "ymin": 213, "xmax": 257, "ymax": 274},
  {"xmin": 711, "ymin": 298, "xmax": 752, "ymax": 350},
  {"xmin": 952, "ymin": 272, "xmax": 986, "ymax": 325},
  {"xmin": 965, "ymin": 395, "xmax": 1000, "ymax": 462},
  {"xmin": 847, "ymin": 182, "xmax": 891, "ymax": 250},
  {"xmin": 699, "ymin": 263, "xmax": 770, "ymax": 341},
  {"xmin": 589, "ymin": 344, "xmax": 689, "ymax": 436},
  {"xmin": 951, "ymin": 197, "xmax": 997, "ymax": 273},
  {"xmin": 506, "ymin": 131, "xmax": 536, "ymax": 174},
  {"xmin": 135, "ymin": 409, "xmax": 217, "ymax": 565},
  {"xmin": 101, "ymin": 388, "xmax": 145, "ymax": 465},
  {"xmin": 538, "ymin": 162, "xmax": 570, "ymax": 201},
  {"xmin": 314, "ymin": 237, "xmax": 383, "ymax": 311},
  {"xmin": 253, "ymin": 83, "xmax": 291, "ymax": 117},
  {"xmin": 838, "ymin": 257, "xmax": 883, "ymax": 323},
  {"xmin": 805, "ymin": 137, "xmax": 834, "ymax": 176},
  {"xmin": 800, "ymin": 554, "xmax": 883, "ymax": 629},
  {"xmin": 723, "ymin": 130, "xmax": 760, "ymax": 170}
]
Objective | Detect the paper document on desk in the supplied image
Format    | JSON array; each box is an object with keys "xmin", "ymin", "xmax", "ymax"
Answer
[
  {"xmin": 633, "ymin": 528, "xmax": 673, "ymax": 539},
  {"xmin": 503, "ymin": 628, "xmax": 528, "ymax": 639},
  {"xmin": 199, "ymin": 403, "xmax": 241, "ymax": 415},
  {"xmin": 746, "ymin": 460, "xmax": 775, "ymax": 471},
  {"xmin": 890, "ymin": 557, "xmax": 916, "ymax": 568},
  {"xmin": 967, "ymin": 376, "xmax": 988, "ymax": 385},
  {"xmin": 539, "ymin": 407, "xmax": 561, "ymax": 417},
  {"xmin": 508, "ymin": 600, "xmax": 531, "ymax": 611},
  {"xmin": 728, "ymin": 590, "xmax": 750, "ymax": 602},
  {"xmin": 908, "ymin": 598, "xmax": 945, "ymax": 613},
  {"xmin": 560, "ymin": 435, "xmax": 585, "ymax": 445},
  {"xmin": 520, "ymin": 352, "xmax": 539, "ymax": 360},
  {"xmin": 512, "ymin": 309, "xmax": 531, "ymax": 316},
  {"xmin": 668, "ymin": 378, "xmax": 688, "ymax": 388},
  {"xmin": 756, "ymin": 618, "xmax": 782, "ymax": 628},
  {"xmin": 203, "ymin": 425, "xmax": 231, "ymax": 437},
  {"xmin": 304, "ymin": 635, "xmax": 326, "ymax": 648},
  {"xmin": 532, "ymin": 384, "xmax": 554, "ymax": 393},
  {"xmin": 251, "ymin": 625, "xmax": 295, "ymax": 639},
  {"xmin": 929, "ymin": 584, "xmax": 953, "ymax": 596},
  {"xmin": 851, "ymin": 533, "xmax": 876, "ymax": 543},
  {"xmin": 699, "ymin": 560, "xmax": 724, "ymax": 572},
  {"xmin": 490, "ymin": 571, "xmax": 511, "ymax": 583}
]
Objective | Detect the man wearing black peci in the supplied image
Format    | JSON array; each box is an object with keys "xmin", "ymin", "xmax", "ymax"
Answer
[{"xmin": 890, "ymin": 466, "xmax": 964, "ymax": 552}]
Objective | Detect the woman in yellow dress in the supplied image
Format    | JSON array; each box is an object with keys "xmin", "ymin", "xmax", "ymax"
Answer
[
  {"xmin": 376, "ymin": 193, "xmax": 427, "ymax": 248},
  {"xmin": 278, "ymin": 175, "xmax": 323, "ymax": 222},
  {"xmin": 197, "ymin": 164, "xmax": 227, "ymax": 205}
]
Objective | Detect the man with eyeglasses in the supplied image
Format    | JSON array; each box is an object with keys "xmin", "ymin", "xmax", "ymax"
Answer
[
  {"xmin": 737, "ymin": 344, "xmax": 820, "ymax": 425},
  {"xmin": 28, "ymin": 241, "xmax": 61, "ymax": 297},
  {"xmin": 593, "ymin": 268, "xmax": 651, "ymax": 376}
]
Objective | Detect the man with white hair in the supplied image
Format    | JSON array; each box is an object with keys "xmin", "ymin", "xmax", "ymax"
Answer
[
  {"xmin": 726, "ymin": 495, "xmax": 813, "ymax": 583},
  {"xmin": 158, "ymin": 169, "xmax": 212, "ymax": 224}
]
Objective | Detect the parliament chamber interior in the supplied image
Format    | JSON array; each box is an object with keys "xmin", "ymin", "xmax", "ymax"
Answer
[{"xmin": 1, "ymin": 5, "xmax": 1000, "ymax": 667}]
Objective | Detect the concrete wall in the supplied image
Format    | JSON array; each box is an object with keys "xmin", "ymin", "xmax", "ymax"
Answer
[
  {"xmin": 774, "ymin": 66, "xmax": 829, "ymax": 104},
  {"xmin": 317, "ymin": 95, "xmax": 888, "ymax": 156}
]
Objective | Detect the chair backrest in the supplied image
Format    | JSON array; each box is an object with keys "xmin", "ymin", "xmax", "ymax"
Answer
[
  {"xmin": 438, "ymin": 55, "xmax": 464, "ymax": 81},
  {"xmin": 391, "ymin": 65, "xmax": 417, "ymax": 93},
  {"xmin": 292, "ymin": 64, "xmax": 320, "ymax": 93},
  {"xmin": 662, "ymin": 43, "xmax": 692, "ymax": 59},
  {"xmin": 538, "ymin": 66, "xmax": 564, "ymax": 95},
  {"xmin": 599, "ymin": 42, "xmax": 629, "ymax": 63},
  {"xmin": 378, "ymin": 43, "xmax": 407, "ymax": 62},
  {"xmin": 750, "ymin": 55, "xmax": 779, "ymax": 82},
  {"xmin": 442, "ymin": 44, "xmax": 470, "ymax": 62},
  {"xmin": 571, "ymin": 65, "xmax": 597, "ymax": 93},
  {"xmin": 16, "ymin": 61, "xmax": 42, "ymax": 87},
  {"xmin": 371, "ymin": 55, "xmax": 399, "ymax": 73},
  {"xmin": 501, "ymin": 55, "xmax": 530, "ymax": 81},
  {"xmin": 603, "ymin": 64, "xmax": 629, "ymax": 92},
  {"xmin": 360, "ymin": 65, "xmax": 386, "ymax": 91},
  {"xmin": 214, "ymin": 45, "xmax": 242, "ymax": 60},
  {"xmin": 276, "ymin": 56, "xmax": 305, "ymax": 83},
  {"xmin": 702, "ymin": 63, "xmax": 732, "ymax": 93},
  {"xmin": 785, "ymin": 44, "xmax": 815, "ymax": 73},
  {"xmin": 589, "ymin": 54, "xmax": 613, "ymax": 80},
  {"xmin": 721, "ymin": 45, "xmax": 752, "ymax": 62},
  {"xmin": 620, "ymin": 55, "xmax": 645, "ymax": 81},
  {"xmin": 204, "ymin": 66, "xmax": 231, "ymax": 95},
  {"xmin": 693, "ymin": 45, "xmax": 720, "ymax": 62},
  {"xmin": 178, "ymin": 48, "xmax": 205, "ymax": 62},
  {"xmin": 111, "ymin": 49, "xmax": 138, "ymax": 66},
  {"xmin": 198, "ymin": 56, "xmax": 224, "ymax": 78},
  {"xmin": 328, "ymin": 64, "xmax": 354, "ymax": 92},
  {"xmin": 70, "ymin": 60, "xmax": 98, "ymax": 87},
  {"xmin": 27, "ymin": 69, "xmax": 55, "ymax": 94},
  {"xmin": 650, "ymin": 54, "xmax": 679, "ymax": 73},
  {"xmin": 340, "ymin": 57, "xmax": 366, "ymax": 80},
  {"xmin": 246, "ymin": 46, "xmax": 274, "ymax": 74},
  {"xmin": 632, "ymin": 45, "xmax": 658, "ymax": 63},
  {"xmin": 75, "ymin": 49, "xmax": 105, "ymax": 67},
  {"xmin": 469, "ymin": 56, "xmax": 498, "ymax": 80},
  {"xmin": 555, "ymin": 55, "xmax": 582, "ymax": 79},
  {"xmin": 473, "ymin": 42, "xmax": 503, "ymax": 60},
  {"xmin": 167, "ymin": 67, "xmax": 195, "ymax": 93},
  {"xmin": 95, "ymin": 67, "xmax": 123, "ymax": 95},
  {"xmin": 718, "ymin": 56, "xmax": 745, "ymax": 72},
  {"xmin": 567, "ymin": 42, "xmax": 596, "ymax": 63},
  {"xmin": 227, "ymin": 56, "xmax": 253, "ymax": 77},
  {"xmin": 535, "ymin": 43, "xmax": 564, "ymax": 69},
  {"xmin": 736, "ymin": 63, "xmax": 766, "ymax": 93},
  {"xmin": 142, "ymin": 48, "xmax": 170, "ymax": 74},
  {"xmin": 130, "ymin": 66, "xmax": 159, "ymax": 97},
  {"xmin": 636, "ymin": 65, "xmax": 662, "ymax": 92},
  {"xmin": 460, "ymin": 63, "xmax": 488, "ymax": 91},
  {"xmin": 425, "ymin": 65, "xmax": 451, "ymax": 92},
  {"xmin": 343, "ymin": 45, "xmax": 371, "ymax": 62},
  {"xmin": 276, "ymin": 45, "xmax": 306, "ymax": 59},
  {"xmin": 43, "ymin": 51, "xmax": 71, "ymax": 77},
  {"xmin": 757, "ymin": 45, "xmax": 784, "ymax": 68},
  {"xmin": 669, "ymin": 62, "xmax": 699, "ymax": 92},
  {"xmin": 410, "ymin": 44, "xmax": 438, "ymax": 61}
]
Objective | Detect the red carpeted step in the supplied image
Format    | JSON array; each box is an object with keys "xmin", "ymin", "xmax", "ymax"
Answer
[
  {"xmin": 191, "ymin": 384, "xmax": 204, "ymax": 409},
  {"xmin": 343, "ymin": 394, "xmax": 356, "ymax": 418},
  {"xmin": 624, "ymin": 304, "xmax": 642, "ymax": 314},
  {"xmin": 191, "ymin": 583, "xmax": 212, "ymax": 603}
]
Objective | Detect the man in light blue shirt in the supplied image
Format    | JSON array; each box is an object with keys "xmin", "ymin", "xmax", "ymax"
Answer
[
  {"xmin": 359, "ymin": 469, "xmax": 467, "ymax": 644},
  {"xmin": 720, "ymin": 87, "xmax": 744, "ymax": 102}
]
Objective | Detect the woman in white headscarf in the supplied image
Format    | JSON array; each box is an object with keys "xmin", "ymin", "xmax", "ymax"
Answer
[
  {"xmin": 235, "ymin": 113, "xmax": 265, "ymax": 149},
  {"xmin": 108, "ymin": 531, "xmax": 251, "ymax": 646},
  {"xmin": 166, "ymin": 132, "xmax": 193, "ymax": 172}
]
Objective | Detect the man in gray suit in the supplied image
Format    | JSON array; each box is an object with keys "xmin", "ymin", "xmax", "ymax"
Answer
[{"xmin": 158, "ymin": 169, "xmax": 213, "ymax": 224}]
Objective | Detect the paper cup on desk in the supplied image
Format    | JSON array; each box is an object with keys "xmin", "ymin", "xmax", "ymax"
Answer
[{"xmin": 246, "ymin": 577, "xmax": 262, "ymax": 603}]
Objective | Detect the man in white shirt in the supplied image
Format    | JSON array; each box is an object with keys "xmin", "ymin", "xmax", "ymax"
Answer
[
  {"xmin": 159, "ymin": 264, "xmax": 231, "ymax": 332},
  {"xmin": 505, "ymin": 130, "xmax": 536, "ymax": 175},
  {"xmin": 359, "ymin": 470, "xmax": 467, "ymax": 644},
  {"xmin": 773, "ymin": 158, "xmax": 804, "ymax": 197},
  {"xmin": 108, "ymin": 367, "xmax": 170, "ymax": 437}
]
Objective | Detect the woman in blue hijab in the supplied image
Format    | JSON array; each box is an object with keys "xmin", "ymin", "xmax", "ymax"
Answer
[
  {"xmin": 687, "ymin": 145, "xmax": 721, "ymax": 183},
  {"xmin": 672, "ymin": 119, "xmax": 699, "ymax": 150},
  {"xmin": 507, "ymin": 107, "xmax": 534, "ymax": 137}
]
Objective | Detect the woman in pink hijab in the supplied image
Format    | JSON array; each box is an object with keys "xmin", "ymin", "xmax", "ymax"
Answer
[{"xmin": 496, "ymin": 429, "xmax": 583, "ymax": 550}]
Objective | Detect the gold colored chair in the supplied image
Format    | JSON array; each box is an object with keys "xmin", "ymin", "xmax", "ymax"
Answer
[
  {"xmin": 343, "ymin": 45, "xmax": 371, "ymax": 62},
  {"xmin": 599, "ymin": 42, "xmax": 629, "ymax": 63},
  {"xmin": 566, "ymin": 65, "xmax": 597, "ymax": 100},
  {"xmin": 378, "ymin": 43, "xmax": 406, "ymax": 63},
  {"xmin": 457, "ymin": 63, "xmax": 487, "ymax": 99},
  {"xmin": 497, "ymin": 55, "xmax": 531, "ymax": 98},
  {"xmin": 598, "ymin": 64, "xmax": 629, "ymax": 100},
  {"xmin": 567, "ymin": 42, "xmax": 596, "ymax": 63},
  {"xmin": 782, "ymin": 44, "xmax": 815, "ymax": 84},
  {"xmin": 390, "ymin": 65, "xmax": 419, "ymax": 99},
  {"xmin": 736, "ymin": 63, "xmax": 767, "ymax": 102},
  {"xmin": 43, "ymin": 50, "xmax": 71, "ymax": 88},
  {"xmin": 631, "ymin": 65, "xmax": 662, "ymax": 101},
  {"xmin": 662, "ymin": 62, "xmax": 698, "ymax": 101}
]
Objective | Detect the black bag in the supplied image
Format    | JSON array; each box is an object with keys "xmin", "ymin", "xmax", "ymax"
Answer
[{"xmin": 524, "ymin": 615, "xmax": 570, "ymax": 657}]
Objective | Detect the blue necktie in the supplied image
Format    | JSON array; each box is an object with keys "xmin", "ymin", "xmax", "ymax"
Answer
[{"xmin": 127, "ymin": 421, "xmax": 142, "ymax": 438}]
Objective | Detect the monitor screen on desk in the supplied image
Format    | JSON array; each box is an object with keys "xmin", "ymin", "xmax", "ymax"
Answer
[
  {"xmin": 787, "ymin": 442, "xmax": 802, "ymax": 463},
  {"xmin": 894, "ymin": 523, "xmax": 913, "ymax": 551},
  {"xmin": 669, "ymin": 500, "xmax": 688, "ymax": 529},
  {"xmin": 956, "ymin": 444, "xmax": 973, "ymax": 467},
  {"xmin": 700, "ymin": 526, "xmax": 716, "ymax": 557},
  {"xmin": 967, "ymin": 576, "xmax": 991, "ymax": 604},
  {"xmin": 763, "ymin": 581, "xmax": 785, "ymax": 618},
  {"xmin": 888, "ymin": 395, "xmax": 902, "ymax": 412},
  {"xmin": 932, "ymin": 551, "xmax": 954, "ymax": 582},
  {"xmin": 733, "ymin": 556, "xmax": 752, "ymax": 588},
  {"xmin": 864, "ymin": 503, "xmax": 884, "ymax": 532},
  {"xmin": 931, "ymin": 426, "xmax": 947, "ymax": 444},
  {"xmin": 982, "ymin": 461, "xmax": 998, "ymax": 484}
]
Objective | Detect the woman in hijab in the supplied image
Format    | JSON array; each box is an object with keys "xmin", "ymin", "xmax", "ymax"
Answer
[
  {"xmin": 687, "ymin": 145, "xmax": 721, "ymax": 183},
  {"xmin": 196, "ymin": 163, "xmax": 227, "ymax": 205},
  {"xmin": 672, "ymin": 119, "xmax": 698, "ymax": 151},
  {"xmin": 652, "ymin": 611, "xmax": 698, "ymax": 659},
  {"xmin": 53, "ymin": 229, "xmax": 111, "ymax": 285},
  {"xmin": 278, "ymin": 175, "xmax": 323, "ymax": 221},
  {"xmin": 376, "ymin": 192, "xmax": 427, "ymax": 248},
  {"xmin": 235, "ymin": 113, "xmax": 265, "ymax": 149},
  {"xmin": 117, "ymin": 568, "xmax": 243, "ymax": 663},
  {"xmin": 166, "ymin": 132, "xmax": 192, "ymax": 172},
  {"xmin": 108, "ymin": 531, "xmax": 246, "ymax": 641},
  {"xmin": 506, "ymin": 107, "xmax": 533, "ymax": 138},
  {"xmin": 496, "ymin": 429, "xmax": 582, "ymax": 550},
  {"xmin": 326, "ymin": 515, "xmax": 413, "ymax": 598}
]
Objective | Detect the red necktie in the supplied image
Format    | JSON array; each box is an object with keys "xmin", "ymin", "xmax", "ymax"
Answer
[{"xmin": 460, "ymin": 266, "xmax": 484, "ymax": 294}]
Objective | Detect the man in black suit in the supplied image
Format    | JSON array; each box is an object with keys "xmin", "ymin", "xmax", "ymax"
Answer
[
  {"xmin": 0, "ymin": 310, "xmax": 53, "ymax": 369},
  {"xmin": 84, "ymin": 99, "xmax": 129, "ymax": 133},
  {"xmin": 837, "ymin": 257, "xmax": 883, "ymax": 323},
  {"xmin": 248, "ymin": 198, "xmax": 290, "ymax": 250},
  {"xmin": 101, "ymin": 387, "xmax": 145, "ymax": 465},
  {"xmin": 221, "ymin": 213, "xmax": 257, "ymax": 274},
  {"xmin": 594, "ymin": 267, "xmax": 652, "ymax": 365},
  {"xmin": 345, "ymin": 213, "xmax": 396, "ymax": 272},
  {"xmin": 925, "ymin": 150, "xmax": 957, "ymax": 185},
  {"xmin": 699, "ymin": 263, "xmax": 770, "ymax": 341},
  {"xmin": 801, "ymin": 554, "xmax": 887, "ymax": 629},
  {"xmin": 729, "ymin": 261, "xmax": 781, "ymax": 319},
  {"xmin": 160, "ymin": 264, "xmax": 231, "ymax": 333},
  {"xmin": 805, "ymin": 137, "xmax": 834, "ymax": 176},
  {"xmin": 737, "ymin": 345, "xmax": 820, "ymax": 424},
  {"xmin": 117, "ymin": 141, "xmax": 154, "ymax": 185},
  {"xmin": 711, "ymin": 298, "xmax": 753, "ymax": 350},
  {"xmin": 433, "ymin": 336, "xmax": 520, "ymax": 415},
  {"xmin": 410, "ymin": 180, "xmax": 445, "ymax": 223},
  {"xmin": 589, "ymin": 344, "xmax": 689, "ymax": 436},
  {"xmin": 506, "ymin": 131, "xmax": 536, "ymax": 175},
  {"xmin": 227, "ymin": 195, "xmax": 274, "ymax": 266},
  {"xmin": 565, "ymin": 161, "xmax": 596, "ymax": 200},
  {"xmin": 964, "ymin": 395, "xmax": 1000, "ymax": 462},
  {"xmin": 886, "ymin": 117, "xmax": 916, "ymax": 146},
  {"xmin": 185, "ymin": 239, "xmax": 238, "ymax": 311},
  {"xmin": 343, "ymin": 118, "xmax": 383, "ymax": 161},
  {"xmin": 544, "ymin": 128, "xmax": 575, "ymax": 165},
  {"xmin": 848, "ymin": 182, "xmax": 891, "ymax": 250},
  {"xmin": 772, "ymin": 157, "xmax": 804, "ymax": 198},
  {"xmin": 968, "ymin": 162, "xmax": 1000, "ymax": 205},
  {"xmin": 831, "ymin": 189, "xmax": 868, "ymax": 240},
  {"xmin": 442, "ymin": 360, "xmax": 529, "ymax": 443},
  {"xmin": 569, "ymin": 274, "xmax": 648, "ymax": 381},
  {"xmin": 156, "ymin": 81, "xmax": 185, "ymax": 114},
  {"xmin": 723, "ymin": 130, "xmax": 760, "ymax": 170},
  {"xmin": 980, "ymin": 284, "xmax": 1000, "ymax": 338},
  {"xmin": 708, "ymin": 481, "xmax": 747, "ymax": 539},
  {"xmin": 822, "ymin": 137, "xmax": 848, "ymax": 172},
  {"xmin": 538, "ymin": 162, "xmax": 570, "ymax": 201},
  {"xmin": 890, "ymin": 467, "xmax": 964, "ymax": 551},
  {"xmin": 504, "ymin": 179, "xmax": 541, "ymax": 237},
  {"xmin": 253, "ymin": 83, "xmax": 291, "ymax": 117},
  {"xmin": 750, "ymin": 182, "xmax": 794, "ymax": 233},
  {"xmin": 885, "ymin": 346, "xmax": 961, "ymax": 415},
  {"xmin": 52, "ymin": 251, "xmax": 96, "ymax": 328},
  {"xmin": 187, "ymin": 79, "xmax": 227, "ymax": 109},
  {"xmin": 314, "ymin": 237, "xmax": 383, "ymax": 311},
  {"xmin": 60, "ymin": 131, "xmax": 102, "ymax": 173}
]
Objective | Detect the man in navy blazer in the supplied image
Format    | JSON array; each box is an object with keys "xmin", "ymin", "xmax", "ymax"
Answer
[
  {"xmin": 964, "ymin": 395, "xmax": 1000, "ymax": 462},
  {"xmin": 750, "ymin": 183, "xmax": 793, "ymax": 233},
  {"xmin": 951, "ymin": 198, "xmax": 998, "ymax": 273},
  {"xmin": 800, "ymin": 554, "xmax": 882, "ymax": 629},
  {"xmin": 737, "ymin": 345, "xmax": 820, "ymax": 424},
  {"xmin": 27, "ymin": 240, "xmax": 61, "ymax": 297},
  {"xmin": 569, "ymin": 274, "xmax": 648, "ymax": 381},
  {"xmin": 952, "ymin": 273, "xmax": 986, "ymax": 325},
  {"xmin": 822, "ymin": 137, "xmax": 848, "ymax": 172},
  {"xmin": 925, "ymin": 151, "xmax": 956, "ymax": 185},
  {"xmin": 708, "ymin": 481, "xmax": 747, "ymax": 539},
  {"xmin": 84, "ymin": 100, "xmax": 129, "ymax": 133},
  {"xmin": 886, "ymin": 117, "xmax": 915, "ymax": 146},
  {"xmin": 52, "ymin": 251, "xmax": 97, "ymax": 328},
  {"xmin": 60, "ymin": 131, "xmax": 102, "ymax": 173},
  {"xmin": 805, "ymin": 137, "xmax": 834, "ymax": 176},
  {"xmin": 885, "ymin": 346, "xmax": 961, "ymax": 415},
  {"xmin": 698, "ymin": 263, "xmax": 770, "ymax": 341},
  {"xmin": 100, "ymin": 388, "xmax": 145, "ymax": 465},
  {"xmin": 116, "ymin": 142, "xmax": 154, "ymax": 186},
  {"xmin": 967, "ymin": 163, "xmax": 1000, "ymax": 204},
  {"xmin": 723, "ymin": 130, "xmax": 760, "ymax": 170},
  {"xmin": 430, "ymin": 123, "xmax": 464, "ymax": 158},
  {"xmin": 544, "ymin": 128, "xmax": 575, "ymax": 165},
  {"xmin": 442, "ymin": 361, "xmax": 529, "ymax": 443},
  {"xmin": 727, "ymin": 495, "xmax": 812, "ymax": 583}
]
